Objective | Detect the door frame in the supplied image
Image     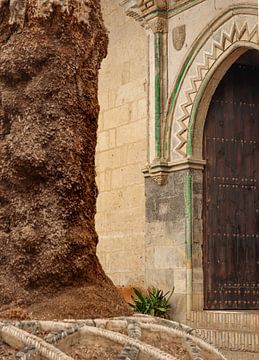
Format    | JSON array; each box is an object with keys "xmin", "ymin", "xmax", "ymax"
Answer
[{"xmin": 188, "ymin": 44, "xmax": 259, "ymax": 312}]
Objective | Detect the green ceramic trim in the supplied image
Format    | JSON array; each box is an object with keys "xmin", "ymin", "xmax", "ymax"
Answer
[
  {"xmin": 155, "ymin": 32, "xmax": 161, "ymax": 158},
  {"xmin": 185, "ymin": 174, "xmax": 192, "ymax": 262},
  {"xmin": 168, "ymin": 56, "xmax": 192, "ymax": 114}
]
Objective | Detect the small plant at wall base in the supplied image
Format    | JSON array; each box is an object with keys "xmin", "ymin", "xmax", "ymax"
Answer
[{"xmin": 129, "ymin": 287, "xmax": 174, "ymax": 318}]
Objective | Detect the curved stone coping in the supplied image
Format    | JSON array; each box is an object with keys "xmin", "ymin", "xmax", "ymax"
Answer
[
  {"xmin": 139, "ymin": 323, "xmax": 226, "ymax": 360},
  {"xmin": 117, "ymin": 320, "xmax": 141, "ymax": 360},
  {"xmin": 127, "ymin": 315, "xmax": 193, "ymax": 333},
  {"xmin": 185, "ymin": 338, "xmax": 203, "ymax": 360},
  {"xmin": 109, "ymin": 316, "xmax": 225, "ymax": 360},
  {"xmin": 4, "ymin": 320, "xmax": 88, "ymax": 359},
  {"xmin": 39, "ymin": 317, "xmax": 226, "ymax": 359},
  {"xmin": 0, "ymin": 323, "xmax": 73, "ymax": 360},
  {"xmin": 0, "ymin": 317, "xmax": 227, "ymax": 360},
  {"xmin": 79, "ymin": 325, "xmax": 177, "ymax": 360}
]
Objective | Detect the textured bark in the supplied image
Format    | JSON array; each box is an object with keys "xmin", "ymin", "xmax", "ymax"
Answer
[{"xmin": 0, "ymin": 0, "xmax": 129, "ymax": 317}]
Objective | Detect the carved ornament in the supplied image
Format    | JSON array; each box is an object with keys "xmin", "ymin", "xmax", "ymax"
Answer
[
  {"xmin": 120, "ymin": 0, "xmax": 168, "ymax": 29},
  {"xmin": 172, "ymin": 25, "xmax": 186, "ymax": 50},
  {"xmin": 169, "ymin": 15, "xmax": 259, "ymax": 158}
]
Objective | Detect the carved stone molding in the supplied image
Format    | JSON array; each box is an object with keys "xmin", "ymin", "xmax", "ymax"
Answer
[
  {"xmin": 148, "ymin": 15, "xmax": 168, "ymax": 33},
  {"xmin": 151, "ymin": 173, "xmax": 169, "ymax": 185},
  {"xmin": 142, "ymin": 158, "xmax": 206, "ymax": 185},
  {"xmin": 120, "ymin": 0, "xmax": 168, "ymax": 29},
  {"xmin": 120, "ymin": 0, "xmax": 147, "ymax": 26},
  {"xmin": 168, "ymin": 13, "xmax": 259, "ymax": 158},
  {"xmin": 172, "ymin": 25, "xmax": 186, "ymax": 50}
]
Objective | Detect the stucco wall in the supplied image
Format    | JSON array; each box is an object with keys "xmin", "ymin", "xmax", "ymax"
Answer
[{"xmin": 96, "ymin": 0, "xmax": 148, "ymax": 287}]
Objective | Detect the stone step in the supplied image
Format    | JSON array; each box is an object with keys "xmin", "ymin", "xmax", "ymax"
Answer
[
  {"xmin": 192, "ymin": 328, "xmax": 259, "ymax": 353},
  {"xmin": 187, "ymin": 311, "xmax": 259, "ymax": 355},
  {"xmin": 223, "ymin": 350, "xmax": 259, "ymax": 360},
  {"xmin": 189, "ymin": 311, "xmax": 259, "ymax": 332}
]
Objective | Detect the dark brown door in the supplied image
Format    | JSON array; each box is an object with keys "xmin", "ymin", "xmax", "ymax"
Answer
[{"xmin": 203, "ymin": 62, "xmax": 259, "ymax": 310}]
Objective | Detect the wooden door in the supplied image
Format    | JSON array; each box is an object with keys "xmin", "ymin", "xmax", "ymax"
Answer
[{"xmin": 203, "ymin": 62, "xmax": 259, "ymax": 310}]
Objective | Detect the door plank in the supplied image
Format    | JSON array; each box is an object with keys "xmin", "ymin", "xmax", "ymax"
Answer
[{"xmin": 203, "ymin": 63, "xmax": 259, "ymax": 310}]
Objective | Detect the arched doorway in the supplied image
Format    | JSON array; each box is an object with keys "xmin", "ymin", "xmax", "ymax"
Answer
[{"xmin": 203, "ymin": 50, "xmax": 259, "ymax": 310}]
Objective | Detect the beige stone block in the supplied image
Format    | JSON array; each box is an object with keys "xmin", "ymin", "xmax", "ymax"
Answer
[
  {"xmin": 193, "ymin": 282, "xmax": 203, "ymax": 293},
  {"xmin": 115, "ymin": 81, "xmax": 147, "ymax": 107},
  {"xmin": 122, "ymin": 184, "xmax": 145, "ymax": 209},
  {"xmin": 174, "ymin": 268, "xmax": 187, "ymax": 294},
  {"xmin": 95, "ymin": 212, "xmax": 108, "ymax": 232},
  {"xmin": 145, "ymin": 268, "xmax": 175, "ymax": 292},
  {"xmin": 98, "ymin": 189, "xmax": 125, "ymax": 212},
  {"xmin": 117, "ymin": 120, "xmax": 146, "ymax": 146},
  {"xmin": 109, "ymin": 272, "xmax": 144, "ymax": 287},
  {"xmin": 192, "ymin": 293, "xmax": 204, "ymax": 310},
  {"xmin": 103, "ymin": 105, "xmax": 130, "ymax": 130},
  {"xmin": 136, "ymin": 98, "xmax": 147, "ymax": 120},
  {"xmin": 172, "ymin": 294, "xmax": 187, "ymax": 322},
  {"xmin": 101, "ymin": 0, "xmax": 118, "ymax": 16},
  {"xmin": 117, "ymin": 144, "xmax": 128, "ymax": 167},
  {"xmin": 98, "ymin": 232, "xmax": 144, "ymax": 253},
  {"xmin": 111, "ymin": 165, "xmax": 144, "ymax": 189},
  {"xmin": 96, "ymin": 170, "xmax": 110, "ymax": 192},
  {"xmin": 106, "ymin": 206, "xmax": 145, "ymax": 232},
  {"xmin": 145, "ymin": 245, "xmax": 155, "ymax": 270},
  {"xmin": 99, "ymin": 91, "xmax": 109, "ymax": 111},
  {"xmin": 97, "ymin": 250, "xmax": 107, "ymax": 269},
  {"xmin": 120, "ymin": 165, "xmax": 145, "ymax": 187},
  {"xmin": 105, "ymin": 251, "xmax": 127, "ymax": 273},
  {"xmin": 110, "ymin": 168, "xmax": 123, "ymax": 189},
  {"xmin": 95, "ymin": 192, "xmax": 107, "ymax": 213},
  {"xmin": 104, "ymin": 170, "xmax": 112, "ymax": 191},
  {"xmin": 129, "ymin": 97, "xmax": 147, "ymax": 123},
  {"xmin": 126, "ymin": 141, "xmax": 146, "ymax": 165},
  {"xmin": 96, "ymin": 131, "xmax": 109, "ymax": 152},
  {"xmin": 109, "ymin": 129, "xmax": 116, "ymax": 148},
  {"xmin": 214, "ymin": 0, "xmax": 234, "ymax": 10},
  {"xmin": 96, "ymin": 191, "xmax": 119, "ymax": 212},
  {"xmin": 154, "ymin": 245, "xmax": 186, "ymax": 270},
  {"xmin": 95, "ymin": 148, "xmax": 121, "ymax": 170},
  {"xmin": 106, "ymin": 249, "xmax": 144, "ymax": 274},
  {"xmin": 108, "ymin": 90, "xmax": 116, "ymax": 108},
  {"xmin": 121, "ymin": 61, "xmax": 131, "ymax": 85},
  {"xmin": 97, "ymin": 112, "xmax": 104, "ymax": 132},
  {"xmin": 130, "ymin": 55, "xmax": 148, "ymax": 82}
]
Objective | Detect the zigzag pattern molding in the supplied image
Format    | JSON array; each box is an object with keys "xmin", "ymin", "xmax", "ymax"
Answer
[{"xmin": 174, "ymin": 19, "xmax": 258, "ymax": 157}]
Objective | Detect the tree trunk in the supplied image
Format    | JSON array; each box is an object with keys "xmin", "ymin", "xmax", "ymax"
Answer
[{"xmin": 0, "ymin": 0, "xmax": 130, "ymax": 319}]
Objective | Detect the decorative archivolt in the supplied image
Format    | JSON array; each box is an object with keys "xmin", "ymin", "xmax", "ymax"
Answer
[{"xmin": 170, "ymin": 15, "xmax": 258, "ymax": 158}]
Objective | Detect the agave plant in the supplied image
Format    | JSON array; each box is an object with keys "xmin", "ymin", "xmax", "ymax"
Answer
[{"xmin": 129, "ymin": 287, "xmax": 174, "ymax": 318}]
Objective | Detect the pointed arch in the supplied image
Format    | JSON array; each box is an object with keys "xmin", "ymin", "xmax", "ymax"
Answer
[{"xmin": 165, "ymin": 4, "xmax": 258, "ymax": 161}]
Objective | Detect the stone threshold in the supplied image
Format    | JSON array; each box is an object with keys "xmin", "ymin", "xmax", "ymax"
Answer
[
  {"xmin": 188, "ymin": 311, "xmax": 259, "ymax": 353},
  {"xmin": 189, "ymin": 310, "xmax": 259, "ymax": 332}
]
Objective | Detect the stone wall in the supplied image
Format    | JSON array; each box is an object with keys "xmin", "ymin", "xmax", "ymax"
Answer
[
  {"xmin": 96, "ymin": 0, "xmax": 259, "ymax": 322},
  {"xmin": 96, "ymin": 0, "xmax": 148, "ymax": 287}
]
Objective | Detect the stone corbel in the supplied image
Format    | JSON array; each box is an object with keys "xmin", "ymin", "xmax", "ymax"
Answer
[
  {"xmin": 120, "ymin": 1, "xmax": 168, "ymax": 29},
  {"xmin": 119, "ymin": 0, "xmax": 148, "ymax": 27},
  {"xmin": 139, "ymin": 0, "xmax": 167, "ymax": 12}
]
